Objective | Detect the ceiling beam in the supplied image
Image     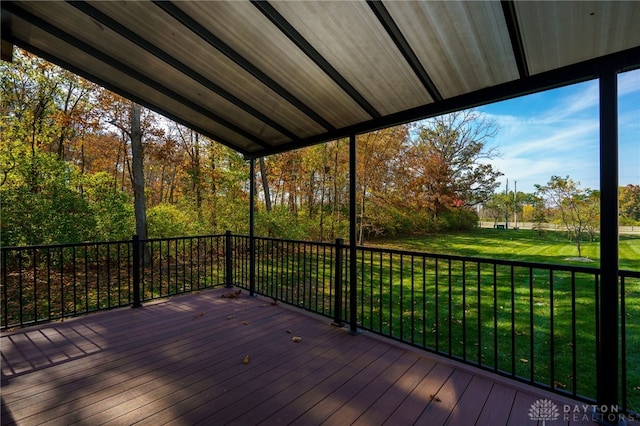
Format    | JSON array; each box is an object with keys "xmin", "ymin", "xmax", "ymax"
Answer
[
  {"xmin": 501, "ymin": 0, "xmax": 529, "ymax": 79},
  {"xmin": 367, "ymin": 0, "xmax": 442, "ymax": 102},
  {"xmin": 154, "ymin": 0, "xmax": 336, "ymax": 132},
  {"xmin": 247, "ymin": 45, "xmax": 640, "ymax": 159},
  {"xmin": 69, "ymin": 1, "xmax": 299, "ymax": 143},
  {"xmin": 7, "ymin": 36, "xmax": 251, "ymax": 156},
  {"xmin": 1, "ymin": 3, "xmax": 270, "ymax": 151},
  {"xmin": 252, "ymin": 0, "xmax": 381, "ymax": 120}
]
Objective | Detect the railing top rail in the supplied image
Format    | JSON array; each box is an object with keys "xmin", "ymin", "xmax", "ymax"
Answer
[
  {"xmin": 232, "ymin": 233, "xmax": 639, "ymax": 276},
  {"xmin": 141, "ymin": 234, "xmax": 226, "ymax": 243},
  {"xmin": 236, "ymin": 234, "xmax": 338, "ymax": 249},
  {"xmin": 0, "ymin": 239, "xmax": 132, "ymax": 251},
  {"xmin": 353, "ymin": 243, "xmax": 616, "ymax": 274},
  {"xmin": 1, "ymin": 234, "xmax": 229, "ymax": 251},
  {"xmin": 620, "ymin": 269, "xmax": 640, "ymax": 278}
]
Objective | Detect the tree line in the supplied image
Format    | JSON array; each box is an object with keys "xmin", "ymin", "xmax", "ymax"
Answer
[
  {"xmin": 2, "ymin": 50, "xmax": 638, "ymax": 248},
  {"xmin": 481, "ymin": 178, "xmax": 640, "ymax": 256}
]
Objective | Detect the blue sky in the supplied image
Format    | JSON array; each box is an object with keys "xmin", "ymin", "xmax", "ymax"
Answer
[{"xmin": 476, "ymin": 69, "xmax": 640, "ymax": 194}]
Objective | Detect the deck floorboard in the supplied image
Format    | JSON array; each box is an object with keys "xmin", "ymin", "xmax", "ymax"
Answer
[{"xmin": 1, "ymin": 288, "xmax": 598, "ymax": 426}]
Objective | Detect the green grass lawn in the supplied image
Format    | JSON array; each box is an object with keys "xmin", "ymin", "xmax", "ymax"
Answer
[
  {"xmin": 246, "ymin": 229, "xmax": 639, "ymax": 411},
  {"xmin": 366, "ymin": 228, "xmax": 640, "ymax": 271},
  {"xmin": 356, "ymin": 228, "xmax": 639, "ymax": 411}
]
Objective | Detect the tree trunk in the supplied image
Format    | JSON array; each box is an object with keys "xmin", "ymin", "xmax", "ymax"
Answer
[
  {"xmin": 358, "ymin": 185, "xmax": 366, "ymax": 245},
  {"xmin": 130, "ymin": 102, "xmax": 150, "ymax": 265},
  {"xmin": 259, "ymin": 157, "xmax": 271, "ymax": 212},
  {"xmin": 194, "ymin": 133, "xmax": 202, "ymax": 220}
]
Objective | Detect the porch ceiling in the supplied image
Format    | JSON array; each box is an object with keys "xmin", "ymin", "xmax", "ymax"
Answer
[{"xmin": 2, "ymin": 1, "xmax": 639, "ymax": 158}]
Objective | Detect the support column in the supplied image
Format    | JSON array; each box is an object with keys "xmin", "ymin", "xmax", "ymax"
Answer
[
  {"xmin": 349, "ymin": 134, "xmax": 358, "ymax": 334},
  {"xmin": 249, "ymin": 158, "xmax": 256, "ymax": 296},
  {"xmin": 597, "ymin": 70, "xmax": 619, "ymax": 420}
]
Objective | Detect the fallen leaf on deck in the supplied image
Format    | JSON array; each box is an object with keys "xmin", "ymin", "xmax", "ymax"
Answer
[
  {"xmin": 221, "ymin": 289, "xmax": 242, "ymax": 299},
  {"xmin": 242, "ymin": 355, "xmax": 250, "ymax": 364},
  {"xmin": 243, "ymin": 321, "xmax": 249, "ymax": 325},
  {"xmin": 192, "ymin": 311, "xmax": 205, "ymax": 319},
  {"xmin": 429, "ymin": 394, "xmax": 441, "ymax": 402},
  {"xmin": 292, "ymin": 336, "xmax": 302, "ymax": 343},
  {"xmin": 286, "ymin": 330, "xmax": 293, "ymax": 334},
  {"xmin": 271, "ymin": 299, "xmax": 279, "ymax": 305}
]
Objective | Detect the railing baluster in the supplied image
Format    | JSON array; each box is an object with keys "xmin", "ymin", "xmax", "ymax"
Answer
[
  {"xmin": 422, "ymin": 257, "xmax": 427, "ymax": 348},
  {"xmin": 389, "ymin": 253, "xmax": 394, "ymax": 337},
  {"xmin": 225, "ymin": 230, "xmax": 233, "ymax": 288},
  {"xmin": 360, "ymin": 249, "xmax": 364, "ymax": 325},
  {"xmin": 477, "ymin": 262, "xmax": 482, "ymax": 366},
  {"xmin": 174, "ymin": 239, "xmax": 179, "ymax": 295},
  {"xmin": 60, "ymin": 247, "xmax": 64, "ymax": 319},
  {"xmin": 84, "ymin": 246, "xmax": 89, "ymax": 311},
  {"xmin": 529, "ymin": 267, "xmax": 534, "ymax": 382},
  {"xmin": 621, "ymin": 275, "xmax": 627, "ymax": 412},
  {"xmin": 448, "ymin": 258, "xmax": 452, "ymax": 357},
  {"xmin": 94, "ymin": 244, "xmax": 99, "ymax": 309},
  {"xmin": 106, "ymin": 244, "xmax": 111, "ymax": 308},
  {"xmin": 571, "ymin": 271, "xmax": 577, "ymax": 396},
  {"xmin": 73, "ymin": 246, "xmax": 77, "ymax": 315},
  {"xmin": 410, "ymin": 255, "xmax": 415, "ymax": 344},
  {"xmin": 2, "ymin": 249, "xmax": 8, "ymax": 328},
  {"xmin": 463, "ymin": 260, "xmax": 467, "ymax": 362},
  {"xmin": 132, "ymin": 235, "xmax": 142, "ymax": 308},
  {"xmin": 510, "ymin": 265, "xmax": 515, "ymax": 377},
  {"xmin": 435, "ymin": 258, "xmax": 439, "ymax": 353},
  {"xmin": 493, "ymin": 263, "xmax": 498, "ymax": 371},
  {"xmin": 550, "ymin": 269, "xmax": 555, "ymax": 389},
  {"xmin": 33, "ymin": 248, "xmax": 38, "ymax": 323},
  {"xmin": 333, "ymin": 239, "xmax": 344, "ymax": 326}
]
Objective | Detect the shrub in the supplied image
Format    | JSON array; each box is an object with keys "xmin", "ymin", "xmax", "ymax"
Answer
[{"xmin": 148, "ymin": 204, "xmax": 204, "ymax": 238}]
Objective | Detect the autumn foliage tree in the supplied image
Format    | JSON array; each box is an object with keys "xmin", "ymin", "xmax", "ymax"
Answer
[
  {"xmin": 535, "ymin": 176, "xmax": 600, "ymax": 257},
  {"xmin": 3, "ymin": 49, "xmax": 505, "ymax": 245}
]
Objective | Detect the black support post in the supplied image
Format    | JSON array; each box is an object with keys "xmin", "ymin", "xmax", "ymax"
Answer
[
  {"xmin": 597, "ymin": 70, "xmax": 619, "ymax": 423},
  {"xmin": 249, "ymin": 158, "xmax": 256, "ymax": 296},
  {"xmin": 349, "ymin": 134, "xmax": 358, "ymax": 334},
  {"xmin": 225, "ymin": 230, "xmax": 233, "ymax": 288},
  {"xmin": 333, "ymin": 238, "xmax": 344, "ymax": 327},
  {"xmin": 132, "ymin": 234, "xmax": 142, "ymax": 308}
]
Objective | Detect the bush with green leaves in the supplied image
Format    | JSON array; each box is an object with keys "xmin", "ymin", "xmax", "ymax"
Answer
[
  {"xmin": 1, "ymin": 151, "xmax": 96, "ymax": 246},
  {"xmin": 83, "ymin": 172, "xmax": 135, "ymax": 241},
  {"xmin": 147, "ymin": 203, "xmax": 207, "ymax": 238}
]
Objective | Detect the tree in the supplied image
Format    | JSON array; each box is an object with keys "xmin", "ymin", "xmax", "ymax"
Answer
[
  {"xmin": 130, "ymin": 102, "xmax": 148, "ymax": 244},
  {"xmin": 535, "ymin": 176, "xmax": 600, "ymax": 257},
  {"xmin": 406, "ymin": 110, "xmax": 502, "ymax": 215},
  {"xmin": 620, "ymin": 184, "xmax": 640, "ymax": 223},
  {"xmin": 482, "ymin": 192, "xmax": 511, "ymax": 226},
  {"xmin": 356, "ymin": 126, "xmax": 408, "ymax": 243},
  {"xmin": 530, "ymin": 194, "xmax": 547, "ymax": 237}
]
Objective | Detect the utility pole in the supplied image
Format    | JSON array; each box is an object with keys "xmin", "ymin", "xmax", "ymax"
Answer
[
  {"xmin": 514, "ymin": 180, "xmax": 518, "ymax": 229},
  {"xmin": 505, "ymin": 178, "xmax": 509, "ymax": 229}
]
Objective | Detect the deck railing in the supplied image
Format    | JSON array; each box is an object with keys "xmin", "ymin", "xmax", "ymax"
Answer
[
  {"xmin": 1, "ymin": 235, "xmax": 228, "ymax": 328},
  {"xmin": 2, "ymin": 232, "xmax": 638, "ymax": 413}
]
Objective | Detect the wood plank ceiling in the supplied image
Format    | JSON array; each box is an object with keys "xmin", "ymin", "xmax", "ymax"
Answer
[{"xmin": 2, "ymin": 1, "xmax": 639, "ymax": 158}]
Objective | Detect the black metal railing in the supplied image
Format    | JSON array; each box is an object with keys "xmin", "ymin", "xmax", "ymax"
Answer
[
  {"xmin": 1, "ymin": 232, "xmax": 638, "ymax": 412},
  {"xmin": 1, "ymin": 240, "xmax": 134, "ymax": 328},
  {"xmin": 228, "ymin": 236, "xmax": 639, "ymax": 413},
  {"xmin": 140, "ymin": 235, "xmax": 227, "ymax": 300},
  {"xmin": 1, "ymin": 234, "xmax": 227, "ymax": 329}
]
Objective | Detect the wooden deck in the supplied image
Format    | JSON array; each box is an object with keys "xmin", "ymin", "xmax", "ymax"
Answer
[{"xmin": 1, "ymin": 287, "xmax": 597, "ymax": 425}]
